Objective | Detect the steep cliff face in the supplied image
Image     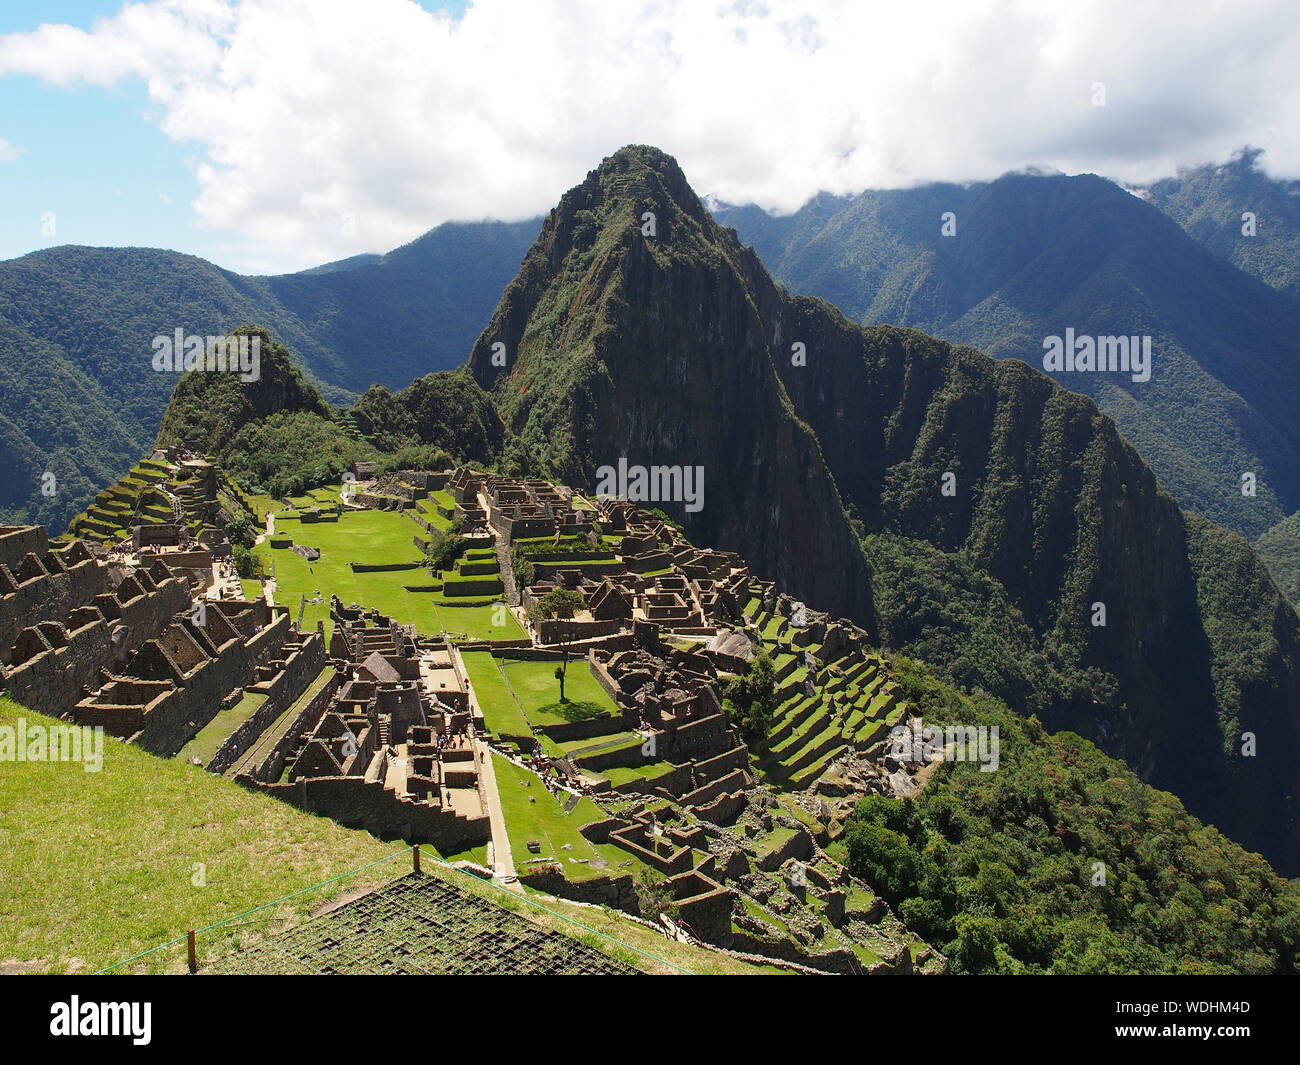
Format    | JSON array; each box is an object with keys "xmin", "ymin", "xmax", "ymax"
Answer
[
  {"xmin": 466, "ymin": 146, "xmax": 1300, "ymax": 870},
  {"xmin": 717, "ymin": 174, "xmax": 1300, "ymax": 541},
  {"xmin": 467, "ymin": 146, "xmax": 873, "ymax": 624},
  {"xmin": 766, "ymin": 308, "xmax": 1234, "ymax": 815}
]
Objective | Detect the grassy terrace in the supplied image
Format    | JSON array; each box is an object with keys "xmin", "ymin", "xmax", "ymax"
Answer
[
  {"xmin": 462, "ymin": 653, "xmax": 621, "ymax": 739},
  {"xmin": 278, "ymin": 486, "xmax": 343, "ymax": 512},
  {"xmin": 177, "ymin": 689, "xmax": 267, "ymax": 767},
  {"xmin": 492, "ymin": 753, "xmax": 656, "ymax": 883},
  {"xmin": 496, "ymin": 657, "xmax": 619, "ymax": 727},
  {"xmin": 743, "ymin": 589, "xmax": 910, "ymax": 788},
  {"xmin": 463, "ymin": 654, "xmax": 679, "ymax": 792},
  {"xmin": 255, "ymin": 508, "xmax": 523, "ymax": 641},
  {"xmin": 415, "ymin": 491, "xmax": 456, "ymax": 532}
]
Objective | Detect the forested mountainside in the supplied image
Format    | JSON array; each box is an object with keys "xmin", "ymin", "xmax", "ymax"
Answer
[
  {"xmin": 461, "ymin": 146, "xmax": 1300, "ymax": 872},
  {"xmin": 713, "ymin": 172, "xmax": 1300, "ymax": 543},
  {"xmin": 0, "ymin": 220, "xmax": 537, "ymax": 532},
  {"xmin": 1142, "ymin": 148, "xmax": 1300, "ymax": 300}
]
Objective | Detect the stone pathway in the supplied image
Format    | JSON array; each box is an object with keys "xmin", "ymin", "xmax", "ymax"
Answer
[
  {"xmin": 495, "ymin": 540, "xmax": 520, "ymax": 606},
  {"xmin": 476, "ymin": 741, "xmax": 518, "ymax": 886}
]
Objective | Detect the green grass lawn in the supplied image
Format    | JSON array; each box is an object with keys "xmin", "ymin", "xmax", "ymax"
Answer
[
  {"xmin": 602, "ymin": 761, "xmax": 677, "ymax": 787},
  {"xmin": 245, "ymin": 493, "xmax": 276, "ymax": 523},
  {"xmin": 463, "ymin": 653, "xmax": 623, "ymax": 741},
  {"xmin": 0, "ymin": 698, "xmax": 400, "ymax": 973},
  {"xmin": 491, "ymin": 754, "xmax": 655, "ymax": 883},
  {"xmin": 255, "ymin": 509, "xmax": 523, "ymax": 641},
  {"xmin": 462, "ymin": 652, "xmax": 533, "ymax": 737},
  {"xmin": 176, "ymin": 690, "xmax": 267, "ymax": 767},
  {"xmin": 496, "ymin": 657, "xmax": 619, "ymax": 727}
]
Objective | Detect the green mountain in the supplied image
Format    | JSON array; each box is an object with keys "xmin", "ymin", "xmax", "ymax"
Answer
[
  {"xmin": 154, "ymin": 327, "xmax": 503, "ymax": 499},
  {"xmin": 467, "ymin": 146, "xmax": 873, "ymax": 623},
  {"xmin": 713, "ymin": 174, "xmax": 1300, "ymax": 542},
  {"xmin": 846, "ymin": 658, "xmax": 1299, "ymax": 974},
  {"xmin": 0, "ymin": 220, "xmax": 538, "ymax": 532},
  {"xmin": 1142, "ymin": 148, "xmax": 1300, "ymax": 300},
  {"xmin": 459, "ymin": 145, "xmax": 1300, "ymax": 873}
]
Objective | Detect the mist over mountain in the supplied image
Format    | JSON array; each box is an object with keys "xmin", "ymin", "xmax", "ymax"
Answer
[{"xmin": 1142, "ymin": 149, "xmax": 1300, "ymax": 301}]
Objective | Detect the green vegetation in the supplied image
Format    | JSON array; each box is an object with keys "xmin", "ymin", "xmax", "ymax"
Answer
[
  {"xmin": 718, "ymin": 166, "xmax": 1300, "ymax": 541},
  {"xmin": 254, "ymin": 508, "xmax": 523, "ymax": 640},
  {"xmin": 0, "ymin": 698, "xmax": 399, "ymax": 973},
  {"xmin": 463, "ymin": 652, "xmax": 619, "ymax": 741},
  {"xmin": 1144, "ymin": 148, "xmax": 1300, "ymax": 299},
  {"xmin": 719, "ymin": 651, "xmax": 777, "ymax": 742},
  {"xmin": 0, "ymin": 222, "xmax": 538, "ymax": 533},
  {"xmin": 492, "ymin": 753, "xmax": 653, "ymax": 882},
  {"xmin": 177, "ymin": 690, "xmax": 267, "ymax": 767},
  {"xmin": 1255, "ymin": 509, "xmax": 1300, "ymax": 607},
  {"xmin": 355, "ymin": 369, "xmax": 505, "ymax": 462},
  {"xmin": 838, "ymin": 662, "xmax": 1300, "ymax": 975},
  {"xmin": 526, "ymin": 588, "xmax": 586, "ymax": 702}
]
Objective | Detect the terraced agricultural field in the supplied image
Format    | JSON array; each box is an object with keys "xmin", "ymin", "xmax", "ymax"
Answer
[
  {"xmin": 255, "ymin": 508, "xmax": 524, "ymax": 641},
  {"xmin": 743, "ymin": 590, "xmax": 909, "ymax": 787}
]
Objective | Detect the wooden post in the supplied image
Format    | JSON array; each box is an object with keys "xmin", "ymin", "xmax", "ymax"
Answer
[
  {"xmin": 187, "ymin": 930, "xmax": 197, "ymax": 974},
  {"xmin": 412, "ymin": 844, "xmax": 421, "ymax": 873}
]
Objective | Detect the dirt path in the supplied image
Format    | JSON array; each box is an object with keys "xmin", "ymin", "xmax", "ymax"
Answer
[{"xmin": 476, "ymin": 741, "xmax": 518, "ymax": 886}]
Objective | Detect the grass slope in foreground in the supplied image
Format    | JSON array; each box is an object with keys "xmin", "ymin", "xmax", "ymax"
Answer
[
  {"xmin": 0, "ymin": 698, "xmax": 396, "ymax": 974},
  {"xmin": 0, "ymin": 699, "xmax": 776, "ymax": 975}
]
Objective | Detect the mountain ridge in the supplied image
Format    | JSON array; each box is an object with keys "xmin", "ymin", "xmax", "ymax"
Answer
[{"xmin": 455, "ymin": 145, "xmax": 1300, "ymax": 871}]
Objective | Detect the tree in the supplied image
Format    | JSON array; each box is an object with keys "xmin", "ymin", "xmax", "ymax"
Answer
[
  {"xmin": 225, "ymin": 511, "xmax": 255, "ymax": 548},
  {"xmin": 526, "ymin": 588, "xmax": 585, "ymax": 701},
  {"xmin": 720, "ymin": 651, "xmax": 777, "ymax": 742},
  {"xmin": 232, "ymin": 544, "xmax": 260, "ymax": 579},
  {"xmin": 425, "ymin": 526, "xmax": 465, "ymax": 572}
]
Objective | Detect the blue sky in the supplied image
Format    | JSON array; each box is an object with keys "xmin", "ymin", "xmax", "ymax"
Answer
[
  {"xmin": 2, "ymin": 1, "xmax": 1297, "ymax": 275},
  {"xmin": 0, "ymin": 1, "xmax": 468, "ymax": 273},
  {"xmin": 0, "ymin": 4, "xmax": 199, "ymax": 266}
]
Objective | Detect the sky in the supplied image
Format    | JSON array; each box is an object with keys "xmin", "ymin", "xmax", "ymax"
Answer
[{"xmin": 1, "ymin": 0, "xmax": 1298, "ymax": 274}]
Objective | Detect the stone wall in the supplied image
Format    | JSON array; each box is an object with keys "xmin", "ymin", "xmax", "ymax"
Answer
[
  {"xmin": 0, "ymin": 526, "xmax": 47, "ymax": 570},
  {"xmin": 1, "ymin": 566, "xmax": 191, "ymax": 718},
  {"xmin": 243, "ymin": 671, "xmax": 341, "ymax": 784},
  {"xmin": 134, "ymin": 612, "xmax": 294, "ymax": 756},
  {"xmin": 206, "ymin": 638, "xmax": 331, "ymax": 774},
  {"xmin": 0, "ymin": 541, "xmax": 111, "ymax": 662},
  {"xmin": 249, "ymin": 776, "xmax": 489, "ymax": 852},
  {"xmin": 515, "ymin": 867, "xmax": 637, "ymax": 912}
]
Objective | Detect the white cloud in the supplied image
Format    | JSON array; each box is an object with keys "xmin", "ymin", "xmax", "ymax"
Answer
[
  {"xmin": 3, "ymin": 0, "xmax": 1299, "ymax": 270},
  {"xmin": 0, "ymin": 137, "xmax": 23, "ymax": 161}
]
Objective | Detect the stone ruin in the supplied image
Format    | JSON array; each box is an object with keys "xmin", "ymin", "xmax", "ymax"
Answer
[{"xmin": 232, "ymin": 601, "xmax": 490, "ymax": 853}]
